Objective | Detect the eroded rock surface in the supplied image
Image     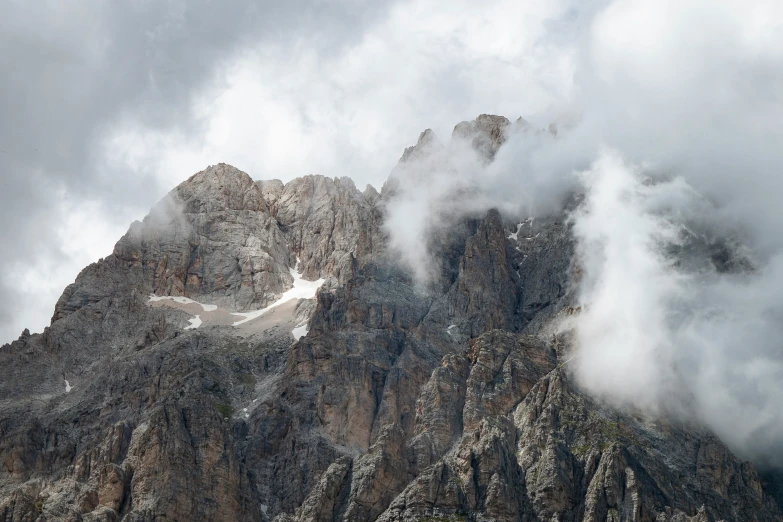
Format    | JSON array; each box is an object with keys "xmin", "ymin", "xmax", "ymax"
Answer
[{"xmin": 1, "ymin": 119, "xmax": 781, "ymax": 521}]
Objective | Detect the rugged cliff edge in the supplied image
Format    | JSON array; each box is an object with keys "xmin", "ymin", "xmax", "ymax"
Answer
[{"xmin": 1, "ymin": 116, "xmax": 781, "ymax": 521}]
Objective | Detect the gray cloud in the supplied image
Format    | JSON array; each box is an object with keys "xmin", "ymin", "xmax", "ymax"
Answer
[{"xmin": 3, "ymin": 0, "xmax": 395, "ymax": 201}]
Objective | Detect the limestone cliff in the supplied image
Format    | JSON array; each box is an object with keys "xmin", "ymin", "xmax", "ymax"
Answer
[{"xmin": 1, "ymin": 116, "xmax": 780, "ymax": 521}]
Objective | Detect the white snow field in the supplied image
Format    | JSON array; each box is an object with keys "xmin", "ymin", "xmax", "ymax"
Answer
[{"xmin": 147, "ymin": 259, "xmax": 324, "ymax": 338}]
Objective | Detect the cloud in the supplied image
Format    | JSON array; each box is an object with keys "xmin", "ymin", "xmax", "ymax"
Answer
[
  {"xmin": 104, "ymin": 0, "xmax": 577, "ymax": 189},
  {"xmin": 375, "ymin": 0, "xmax": 783, "ymax": 465},
  {"xmin": 678, "ymin": 255, "xmax": 783, "ymax": 463},
  {"xmin": 567, "ymin": 150, "xmax": 783, "ymax": 465},
  {"xmin": 558, "ymin": 2, "xmax": 783, "ymax": 465},
  {"xmin": 557, "ymin": 0, "xmax": 783, "ymax": 465},
  {"xmin": 570, "ymin": 151, "xmax": 687, "ymax": 412}
]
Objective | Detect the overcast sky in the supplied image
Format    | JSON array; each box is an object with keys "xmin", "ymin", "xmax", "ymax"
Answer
[{"xmin": 0, "ymin": 0, "xmax": 581, "ymax": 343}]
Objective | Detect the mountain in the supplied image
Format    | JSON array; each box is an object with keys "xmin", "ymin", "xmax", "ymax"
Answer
[{"xmin": 1, "ymin": 116, "xmax": 781, "ymax": 521}]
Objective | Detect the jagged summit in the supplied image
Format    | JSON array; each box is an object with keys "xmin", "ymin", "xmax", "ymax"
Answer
[
  {"xmin": 399, "ymin": 128, "xmax": 443, "ymax": 164},
  {"xmin": 452, "ymin": 114, "xmax": 511, "ymax": 161},
  {"xmin": 1, "ymin": 116, "xmax": 781, "ymax": 521},
  {"xmin": 179, "ymin": 163, "xmax": 270, "ymax": 213},
  {"xmin": 384, "ymin": 114, "xmax": 515, "ymax": 197},
  {"xmin": 397, "ymin": 114, "xmax": 517, "ymax": 166}
]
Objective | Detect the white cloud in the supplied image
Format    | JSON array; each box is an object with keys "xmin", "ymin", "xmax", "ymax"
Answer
[
  {"xmin": 371, "ymin": 0, "xmax": 783, "ymax": 464},
  {"xmin": 571, "ymin": 151, "xmax": 687, "ymax": 412},
  {"xmin": 102, "ymin": 0, "xmax": 577, "ymax": 190},
  {"xmin": 1, "ymin": 196, "xmax": 129, "ymax": 341}
]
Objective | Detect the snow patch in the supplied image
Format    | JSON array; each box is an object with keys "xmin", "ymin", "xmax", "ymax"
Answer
[
  {"xmin": 65, "ymin": 380, "xmax": 71, "ymax": 393},
  {"xmin": 509, "ymin": 217, "xmax": 535, "ymax": 241},
  {"xmin": 232, "ymin": 260, "xmax": 325, "ymax": 326},
  {"xmin": 447, "ymin": 324, "xmax": 457, "ymax": 336},
  {"xmin": 508, "ymin": 223, "xmax": 523, "ymax": 241},
  {"xmin": 148, "ymin": 259, "xmax": 323, "ymax": 333},
  {"xmin": 185, "ymin": 315, "xmax": 202, "ymax": 330},
  {"xmin": 148, "ymin": 294, "xmax": 217, "ymax": 312},
  {"xmin": 292, "ymin": 324, "xmax": 309, "ymax": 339}
]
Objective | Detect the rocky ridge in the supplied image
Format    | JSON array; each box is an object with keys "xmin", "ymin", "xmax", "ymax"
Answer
[{"xmin": 1, "ymin": 115, "xmax": 781, "ymax": 521}]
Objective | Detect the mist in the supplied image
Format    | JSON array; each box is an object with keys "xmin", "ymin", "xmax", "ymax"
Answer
[{"xmin": 383, "ymin": 0, "xmax": 783, "ymax": 465}]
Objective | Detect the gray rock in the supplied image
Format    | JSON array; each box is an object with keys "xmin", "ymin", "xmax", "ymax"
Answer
[
  {"xmin": 267, "ymin": 175, "xmax": 383, "ymax": 283},
  {"xmin": 452, "ymin": 114, "xmax": 512, "ymax": 161},
  {"xmin": 1, "ymin": 118, "xmax": 781, "ymax": 522}
]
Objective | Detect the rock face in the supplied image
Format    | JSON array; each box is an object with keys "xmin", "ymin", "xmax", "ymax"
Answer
[
  {"xmin": 452, "ymin": 114, "xmax": 511, "ymax": 161},
  {"xmin": 260, "ymin": 175, "xmax": 383, "ymax": 283},
  {"xmin": 449, "ymin": 209, "xmax": 519, "ymax": 336},
  {"xmin": 1, "ymin": 116, "xmax": 781, "ymax": 521}
]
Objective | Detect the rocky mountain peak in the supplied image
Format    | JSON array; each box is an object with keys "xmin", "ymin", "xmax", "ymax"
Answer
[
  {"xmin": 398, "ymin": 127, "xmax": 443, "ymax": 164},
  {"xmin": 1, "ymin": 116, "xmax": 781, "ymax": 522},
  {"xmin": 452, "ymin": 114, "xmax": 511, "ymax": 160},
  {"xmin": 178, "ymin": 163, "xmax": 270, "ymax": 213}
]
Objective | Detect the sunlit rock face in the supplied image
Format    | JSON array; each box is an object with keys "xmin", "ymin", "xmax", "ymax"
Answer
[{"xmin": 1, "ymin": 117, "xmax": 781, "ymax": 522}]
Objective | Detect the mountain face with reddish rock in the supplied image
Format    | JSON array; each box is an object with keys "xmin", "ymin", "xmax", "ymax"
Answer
[{"xmin": 2, "ymin": 116, "xmax": 782, "ymax": 522}]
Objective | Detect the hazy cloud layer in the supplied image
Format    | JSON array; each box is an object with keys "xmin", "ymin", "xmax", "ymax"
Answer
[
  {"xmin": 564, "ymin": 1, "xmax": 783, "ymax": 466},
  {"xmin": 378, "ymin": 0, "xmax": 783, "ymax": 465}
]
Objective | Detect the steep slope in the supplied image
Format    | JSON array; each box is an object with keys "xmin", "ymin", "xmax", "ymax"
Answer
[
  {"xmin": 1, "ymin": 116, "xmax": 781, "ymax": 522},
  {"xmin": 258, "ymin": 174, "xmax": 383, "ymax": 282}
]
